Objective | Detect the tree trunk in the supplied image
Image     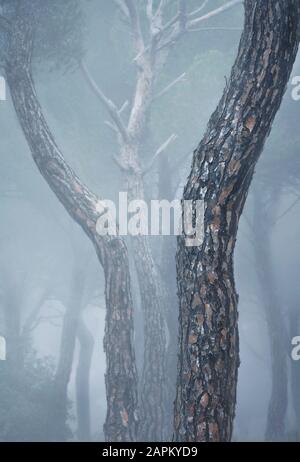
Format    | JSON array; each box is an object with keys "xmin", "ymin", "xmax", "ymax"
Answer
[
  {"xmin": 50, "ymin": 266, "xmax": 85, "ymax": 440},
  {"xmin": 122, "ymin": 158, "xmax": 166, "ymax": 441},
  {"xmin": 3, "ymin": 280, "xmax": 22, "ymax": 371},
  {"xmin": 76, "ymin": 314, "xmax": 94, "ymax": 441},
  {"xmin": 158, "ymin": 155, "xmax": 178, "ymax": 440},
  {"xmin": 5, "ymin": 5, "xmax": 138, "ymax": 442},
  {"xmin": 253, "ymin": 186, "xmax": 288, "ymax": 441},
  {"xmin": 175, "ymin": 0, "xmax": 300, "ymax": 442}
]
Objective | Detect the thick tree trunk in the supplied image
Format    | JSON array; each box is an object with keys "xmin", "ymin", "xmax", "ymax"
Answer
[
  {"xmin": 253, "ymin": 186, "xmax": 288, "ymax": 441},
  {"xmin": 5, "ymin": 6, "xmax": 138, "ymax": 442},
  {"xmin": 175, "ymin": 0, "xmax": 300, "ymax": 442},
  {"xmin": 76, "ymin": 314, "xmax": 94, "ymax": 441}
]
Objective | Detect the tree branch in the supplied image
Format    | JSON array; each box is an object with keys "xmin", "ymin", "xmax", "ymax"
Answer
[
  {"xmin": 187, "ymin": 0, "xmax": 242, "ymax": 29},
  {"xmin": 153, "ymin": 72, "xmax": 186, "ymax": 101},
  {"xmin": 188, "ymin": 0, "xmax": 209, "ymax": 18},
  {"xmin": 156, "ymin": 0, "xmax": 242, "ymax": 51},
  {"xmin": 125, "ymin": 0, "xmax": 145, "ymax": 56},
  {"xmin": 272, "ymin": 193, "xmax": 300, "ymax": 226},
  {"xmin": 80, "ymin": 61, "xmax": 129, "ymax": 143},
  {"xmin": 143, "ymin": 133, "xmax": 177, "ymax": 174},
  {"xmin": 188, "ymin": 26, "xmax": 242, "ymax": 32}
]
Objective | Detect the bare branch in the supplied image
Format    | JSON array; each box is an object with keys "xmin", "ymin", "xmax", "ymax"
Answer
[
  {"xmin": 125, "ymin": 0, "xmax": 145, "ymax": 56},
  {"xmin": 147, "ymin": 0, "xmax": 153, "ymax": 21},
  {"xmin": 155, "ymin": 0, "xmax": 167, "ymax": 18},
  {"xmin": 188, "ymin": 26, "xmax": 242, "ymax": 32},
  {"xmin": 80, "ymin": 61, "xmax": 129, "ymax": 143},
  {"xmin": 178, "ymin": 0, "xmax": 187, "ymax": 30},
  {"xmin": 188, "ymin": 0, "xmax": 209, "ymax": 18},
  {"xmin": 273, "ymin": 193, "xmax": 300, "ymax": 225},
  {"xmin": 187, "ymin": 0, "xmax": 242, "ymax": 29},
  {"xmin": 118, "ymin": 99, "xmax": 129, "ymax": 115},
  {"xmin": 112, "ymin": 154, "xmax": 130, "ymax": 172},
  {"xmin": 104, "ymin": 120, "xmax": 119, "ymax": 134},
  {"xmin": 143, "ymin": 133, "xmax": 177, "ymax": 174},
  {"xmin": 153, "ymin": 72, "xmax": 186, "ymax": 101}
]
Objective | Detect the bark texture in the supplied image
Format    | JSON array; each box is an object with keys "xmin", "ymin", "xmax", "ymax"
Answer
[
  {"xmin": 5, "ymin": 5, "xmax": 138, "ymax": 442},
  {"xmin": 175, "ymin": 0, "xmax": 300, "ymax": 442}
]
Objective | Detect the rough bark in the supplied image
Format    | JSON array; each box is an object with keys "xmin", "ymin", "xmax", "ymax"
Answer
[
  {"xmin": 175, "ymin": 0, "xmax": 300, "ymax": 442},
  {"xmin": 253, "ymin": 186, "xmax": 288, "ymax": 441},
  {"xmin": 5, "ymin": 5, "xmax": 138, "ymax": 442},
  {"xmin": 76, "ymin": 314, "xmax": 94, "ymax": 442}
]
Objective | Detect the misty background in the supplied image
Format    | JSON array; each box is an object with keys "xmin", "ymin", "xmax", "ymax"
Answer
[{"xmin": 0, "ymin": 0, "xmax": 300, "ymax": 442}]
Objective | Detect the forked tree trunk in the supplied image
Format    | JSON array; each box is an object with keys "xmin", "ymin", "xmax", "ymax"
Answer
[
  {"xmin": 175, "ymin": 0, "xmax": 300, "ymax": 442},
  {"xmin": 253, "ymin": 186, "xmax": 288, "ymax": 441},
  {"xmin": 5, "ymin": 5, "xmax": 138, "ymax": 442},
  {"xmin": 76, "ymin": 314, "xmax": 94, "ymax": 441}
]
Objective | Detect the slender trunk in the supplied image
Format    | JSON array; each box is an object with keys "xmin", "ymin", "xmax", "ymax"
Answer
[
  {"xmin": 119, "ymin": 53, "xmax": 167, "ymax": 441},
  {"xmin": 175, "ymin": 0, "xmax": 300, "ymax": 442},
  {"xmin": 125, "ymin": 166, "xmax": 166, "ymax": 441},
  {"xmin": 158, "ymin": 155, "xmax": 178, "ymax": 440},
  {"xmin": 3, "ymin": 284, "xmax": 22, "ymax": 371},
  {"xmin": 6, "ymin": 6, "xmax": 138, "ymax": 441},
  {"xmin": 253, "ymin": 186, "xmax": 288, "ymax": 441},
  {"xmin": 50, "ymin": 266, "xmax": 85, "ymax": 440},
  {"xmin": 76, "ymin": 314, "xmax": 94, "ymax": 441}
]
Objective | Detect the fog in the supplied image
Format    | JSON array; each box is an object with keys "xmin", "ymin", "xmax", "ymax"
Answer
[{"xmin": 0, "ymin": 0, "xmax": 300, "ymax": 442}]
